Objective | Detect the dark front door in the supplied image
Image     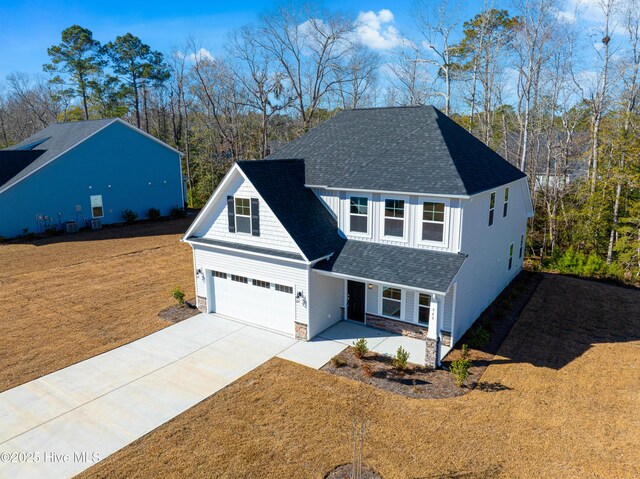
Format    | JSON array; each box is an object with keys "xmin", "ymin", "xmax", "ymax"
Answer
[{"xmin": 347, "ymin": 280, "xmax": 366, "ymax": 322}]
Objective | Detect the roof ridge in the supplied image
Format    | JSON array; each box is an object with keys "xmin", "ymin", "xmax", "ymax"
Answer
[{"xmin": 347, "ymin": 105, "xmax": 435, "ymax": 111}]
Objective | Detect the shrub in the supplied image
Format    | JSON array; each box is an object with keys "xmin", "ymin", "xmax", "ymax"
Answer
[
  {"xmin": 467, "ymin": 325, "xmax": 490, "ymax": 349},
  {"xmin": 361, "ymin": 363, "xmax": 374, "ymax": 377},
  {"xmin": 122, "ymin": 209, "xmax": 138, "ymax": 223},
  {"xmin": 169, "ymin": 206, "xmax": 186, "ymax": 219},
  {"xmin": 352, "ymin": 338, "xmax": 369, "ymax": 359},
  {"xmin": 331, "ymin": 355, "xmax": 346, "ymax": 368},
  {"xmin": 449, "ymin": 344, "xmax": 472, "ymax": 387},
  {"xmin": 146, "ymin": 207, "xmax": 161, "ymax": 221},
  {"xmin": 171, "ymin": 286, "xmax": 185, "ymax": 306},
  {"xmin": 392, "ymin": 346, "xmax": 410, "ymax": 371}
]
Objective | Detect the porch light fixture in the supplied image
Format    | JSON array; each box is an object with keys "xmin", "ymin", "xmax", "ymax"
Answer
[
  {"xmin": 195, "ymin": 268, "xmax": 203, "ymax": 279},
  {"xmin": 368, "ymin": 283, "xmax": 373, "ymax": 289}
]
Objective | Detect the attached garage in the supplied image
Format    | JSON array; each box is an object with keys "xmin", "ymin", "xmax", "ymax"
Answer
[{"xmin": 206, "ymin": 269, "xmax": 296, "ymax": 335}]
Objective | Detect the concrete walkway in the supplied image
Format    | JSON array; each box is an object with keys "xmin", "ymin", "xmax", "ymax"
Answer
[{"xmin": 0, "ymin": 315, "xmax": 422, "ymax": 479}]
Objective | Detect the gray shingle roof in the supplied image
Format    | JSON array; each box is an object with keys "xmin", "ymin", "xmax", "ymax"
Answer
[
  {"xmin": 266, "ymin": 105, "xmax": 526, "ymax": 196},
  {"xmin": 237, "ymin": 159, "xmax": 345, "ymax": 261},
  {"xmin": 1, "ymin": 118, "xmax": 116, "ymax": 190},
  {"xmin": 186, "ymin": 237, "xmax": 305, "ymax": 261},
  {"xmin": 314, "ymin": 241, "xmax": 466, "ymax": 293}
]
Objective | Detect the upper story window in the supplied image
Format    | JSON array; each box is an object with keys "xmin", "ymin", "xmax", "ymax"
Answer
[
  {"xmin": 508, "ymin": 243, "xmax": 514, "ymax": 270},
  {"xmin": 519, "ymin": 234, "xmax": 524, "ymax": 259},
  {"xmin": 349, "ymin": 197, "xmax": 368, "ymax": 233},
  {"xmin": 382, "ymin": 287, "xmax": 402, "ymax": 319},
  {"xmin": 235, "ymin": 198, "xmax": 251, "ymax": 233},
  {"xmin": 488, "ymin": 192, "xmax": 496, "ymax": 226},
  {"xmin": 418, "ymin": 293, "xmax": 431, "ymax": 324},
  {"xmin": 503, "ymin": 187, "xmax": 510, "ymax": 217},
  {"xmin": 384, "ymin": 199, "xmax": 405, "ymax": 238},
  {"xmin": 422, "ymin": 202, "xmax": 445, "ymax": 242}
]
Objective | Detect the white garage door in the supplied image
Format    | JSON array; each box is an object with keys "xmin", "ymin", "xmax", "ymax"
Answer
[{"xmin": 208, "ymin": 272, "xmax": 294, "ymax": 335}]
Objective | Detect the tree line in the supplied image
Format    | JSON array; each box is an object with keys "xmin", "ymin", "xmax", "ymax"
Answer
[{"xmin": 0, "ymin": 0, "xmax": 638, "ymax": 283}]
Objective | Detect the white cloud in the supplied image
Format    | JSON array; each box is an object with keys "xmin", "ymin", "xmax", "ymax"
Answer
[
  {"xmin": 186, "ymin": 48, "xmax": 213, "ymax": 62},
  {"xmin": 355, "ymin": 9, "xmax": 408, "ymax": 50},
  {"xmin": 553, "ymin": 9, "xmax": 577, "ymax": 24}
]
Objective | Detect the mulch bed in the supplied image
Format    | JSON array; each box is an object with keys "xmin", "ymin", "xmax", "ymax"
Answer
[
  {"xmin": 325, "ymin": 464, "xmax": 383, "ymax": 479},
  {"xmin": 158, "ymin": 298, "xmax": 200, "ymax": 323},
  {"xmin": 322, "ymin": 271, "xmax": 543, "ymax": 399}
]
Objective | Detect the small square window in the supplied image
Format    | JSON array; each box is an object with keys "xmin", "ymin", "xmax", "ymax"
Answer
[
  {"xmin": 275, "ymin": 284, "xmax": 293, "ymax": 294},
  {"xmin": 231, "ymin": 275, "xmax": 248, "ymax": 283},
  {"xmin": 253, "ymin": 279, "xmax": 271, "ymax": 288},
  {"xmin": 212, "ymin": 270, "xmax": 227, "ymax": 279}
]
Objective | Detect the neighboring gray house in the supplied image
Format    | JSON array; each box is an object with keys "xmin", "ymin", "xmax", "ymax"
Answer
[{"xmin": 183, "ymin": 106, "xmax": 533, "ymax": 367}]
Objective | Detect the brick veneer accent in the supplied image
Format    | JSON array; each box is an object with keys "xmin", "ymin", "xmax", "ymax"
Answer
[
  {"xmin": 365, "ymin": 313, "xmax": 438, "ymax": 368},
  {"xmin": 442, "ymin": 332, "xmax": 452, "ymax": 347},
  {"xmin": 196, "ymin": 295, "xmax": 207, "ymax": 312},
  {"xmin": 294, "ymin": 322, "xmax": 308, "ymax": 341}
]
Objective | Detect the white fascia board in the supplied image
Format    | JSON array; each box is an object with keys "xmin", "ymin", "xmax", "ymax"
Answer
[
  {"xmin": 305, "ymin": 184, "xmax": 471, "ymax": 200},
  {"xmin": 0, "ymin": 119, "xmax": 119, "ymax": 195},
  {"xmin": 313, "ymin": 269, "xmax": 447, "ymax": 295},
  {"xmin": 185, "ymin": 238, "xmax": 308, "ymax": 265}
]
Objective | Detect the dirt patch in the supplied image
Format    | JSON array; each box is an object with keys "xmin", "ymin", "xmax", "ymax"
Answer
[
  {"xmin": 325, "ymin": 464, "xmax": 383, "ymax": 479},
  {"xmin": 0, "ymin": 218, "xmax": 194, "ymax": 392},
  {"xmin": 78, "ymin": 274, "xmax": 640, "ymax": 479},
  {"xmin": 158, "ymin": 299, "xmax": 199, "ymax": 323}
]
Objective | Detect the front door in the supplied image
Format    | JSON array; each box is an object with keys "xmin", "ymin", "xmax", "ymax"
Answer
[{"xmin": 347, "ymin": 280, "xmax": 366, "ymax": 322}]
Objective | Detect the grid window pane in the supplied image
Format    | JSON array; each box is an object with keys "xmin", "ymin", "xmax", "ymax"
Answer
[
  {"xmin": 235, "ymin": 198, "xmax": 251, "ymax": 216},
  {"xmin": 350, "ymin": 197, "xmax": 368, "ymax": 215},
  {"xmin": 490, "ymin": 192, "xmax": 496, "ymax": 209},
  {"xmin": 504, "ymin": 187, "xmax": 510, "ymax": 202},
  {"xmin": 418, "ymin": 293, "xmax": 431, "ymax": 307},
  {"xmin": 384, "ymin": 199, "xmax": 404, "ymax": 218},
  {"xmin": 383, "ymin": 287, "xmax": 402, "ymax": 300},
  {"xmin": 422, "ymin": 202, "xmax": 444, "ymax": 221}
]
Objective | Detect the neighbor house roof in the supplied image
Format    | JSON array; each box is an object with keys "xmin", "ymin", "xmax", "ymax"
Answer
[
  {"xmin": 266, "ymin": 105, "xmax": 526, "ymax": 196},
  {"xmin": 236, "ymin": 159, "xmax": 345, "ymax": 262},
  {"xmin": 0, "ymin": 150, "xmax": 46, "ymax": 188},
  {"xmin": 314, "ymin": 241, "xmax": 466, "ymax": 294}
]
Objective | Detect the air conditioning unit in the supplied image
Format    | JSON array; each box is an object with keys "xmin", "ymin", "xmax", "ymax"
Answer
[
  {"xmin": 64, "ymin": 221, "xmax": 78, "ymax": 234},
  {"xmin": 90, "ymin": 219, "xmax": 102, "ymax": 230}
]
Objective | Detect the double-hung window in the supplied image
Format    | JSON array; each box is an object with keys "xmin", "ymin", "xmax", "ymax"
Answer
[
  {"xmin": 488, "ymin": 192, "xmax": 496, "ymax": 226},
  {"xmin": 382, "ymin": 287, "xmax": 402, "ymax": 319},
  {"xmin": 508, "ymin": 243, "xmax": 514, "ymax": 270},
  {"xmin": 503, "ymin": 187, "xmax": 510, "ymax": 217},
  {"xmin": 418, "ymin": 293, "xmax": 431, "ymax": 325},
  {"xmin": 235, "ymin": 198, "xmax": 251, "ymax": 233},
  {"xmin": 422, "ymin": 202, "xmax": 445, "ymax": 242},
  {"xmin": 519, "ymin": 234, "xmax": 524, "ymax": 259},
  {"xmin": 384, "ymin": 199, "xmax": 405, "ymax": 238},
  {"xmin": 349, "ymin": 197, "xmax": 368, "ymax": 233}
]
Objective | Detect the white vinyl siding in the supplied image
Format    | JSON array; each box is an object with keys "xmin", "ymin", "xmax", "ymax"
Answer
[{"xmin": 307, "ymin": 272, "xmax": 343, "ymax": 337}]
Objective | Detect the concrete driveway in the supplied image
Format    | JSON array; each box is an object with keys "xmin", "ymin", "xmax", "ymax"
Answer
[{"xmin": 0, "ymin": 314, "xmax": 423, "ymax": 478}]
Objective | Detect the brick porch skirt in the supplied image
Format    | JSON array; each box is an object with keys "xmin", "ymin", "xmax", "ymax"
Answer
[{"xmin": 196, "ymin": 295, "xmax": 207, "ymax": 312}]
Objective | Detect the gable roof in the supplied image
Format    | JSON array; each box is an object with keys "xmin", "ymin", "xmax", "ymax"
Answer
[
  {"xmin": 236, "ymin": 159, "xmax": 345, "ymax": 262},
  {"xmin": 314, "ymin": 240, "xmax": 466, "ymax": 294},
  {"xmin": 0, "ymin": 118, "xmax": 182, "ymax": 193},
  {"xmin": 266, "ymin": 105, "xmax": 526, "ymax": 196}
]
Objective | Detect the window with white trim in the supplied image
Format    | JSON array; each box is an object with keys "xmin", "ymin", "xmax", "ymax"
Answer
[
  {"xmin": 275, "ymin": 284, "xmax": 293, "ymax": 294},
  {"xmin": 231, "ymin": 275, "xmax": 248, "ymax": 283},
  {"xmin": 422, "ymin": 202, "xmax": 445, "ymax": 242},
  {"xmin": 212, "ymin": 270, "xmax": 227, "ymax": 279},
  {"xmin": 503, "ymin": 187, "xmax": 509, "ymax": 217},
  {"xmin": 253, "ymin": 279, "xmax": 270, "ymax": 288},
  {"xmin": 508, "ymin": 243, "xmax": 514, "ymax": 270},
  {"xmin": 418, "ymin": 293, "xmax": 431, "ymax": 325},
  {"xmin": 234, "ymin": 197, "xmax": 251, "ymax": 234},
  {"xmin": 90, "ymin": 195, "xmax": 103, "ymax": 218},
  {"xmin": 382, "ymin": 287, "xmax": 402, "ymax": 319},
  {"xmin": 349, "ymin": 197, "xmax": 368, "ymax": 233},
  {"xmin": 384, "ymin": 199, "xmax": 404, "ymax": 237},
  {"xmin": 519, "ymin": 234, "xmax": 524, "ymax": 259},
  {"xmin": 488, "ymin": 192, "xmax": 496, "ymax": 226}
]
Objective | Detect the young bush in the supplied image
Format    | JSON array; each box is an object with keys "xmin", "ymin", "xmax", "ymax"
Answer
[
  {"xmin": 122, "ymin": 209, "xmax": 138, "ymax": 223},
  {"xmin": 361, "ymin": 363, "xmax": 374, "ymax": 377},
  {"xmin": 331, "ymin": 355, "xmax": 346, "ymax": 368},
  {"xmin": 467, "ymin": 325, "xmax": 490, "ymax": 349},
  {"xmin": 169, "ymin": 206, "xmax": 186, "ymax": 219},
  {"xmin": 449, "ymin": 344, "xmax": 472, "ymax": 387},
  {"xmin": 352, "ymin": 338, "xmax": 369, "ymax": 359},
  {"xmin": 146, "ymin": 207, "xmax": 161, "ymax": 221},
  {"xmin": 171, "ymin": 286, "xmax": 185, "ymax": 306},
  {"xmin": 392, "ymin": 346, "xmax": 410, "ymax": 371}
]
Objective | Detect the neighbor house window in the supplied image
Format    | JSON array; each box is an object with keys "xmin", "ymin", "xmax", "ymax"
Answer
[
  {"xmin": 231, "ymin": 275, "xmax": 248, "ymax": 284},
  {"xmin": 519, "ymin": 234, "xmax": 524, "ymax": 259},
  {"xmin": 212, "ymin": 270, "xmax": 227, "ymax": 279},
  {"xmin": 488, "ymin": 192, "xmax": 496, "ymax": 226},
  {"xmin": 275, "ymin": 284, "xmax": 293, "ymax": 294},
  {"xmin": 382, "ymin": 287, "xmax": 402, "ymax": 319},
  {"xmin": 384, "ymin": 199, "xmax": 405, "ymax": 237},
  {"xmin": 508, "ymin": 243, "xmax": 514, "ymax": 270},
  {"xmin": 418, "ymin": 293, "xmax": 431, "ymax": 325},
  {"xmin": 503, "ymin": 187, "xmax": 510, "ymax": 217},
  {"xmin": 422, "ymin": 202, "xmax": 445, "ymax": 242},
  {"xmin": 90, "ymin": 195, "xmax": 103, "ymax": 218},
  {"xmin": 235, "ymin": 198, "xmax": 251, "ymax": 234},
  {"xmin": 349, "ymin": 197, "xmax": 368, "ymax": 233},
  {"xmin": 253, "ymin": 279, "xmax": 270, "ymax": 289}
]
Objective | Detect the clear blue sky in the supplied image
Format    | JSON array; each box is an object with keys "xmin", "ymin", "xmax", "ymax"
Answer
[{"xmin": 0, "ymin": 0, "xmax": 483, "ymax": 79}]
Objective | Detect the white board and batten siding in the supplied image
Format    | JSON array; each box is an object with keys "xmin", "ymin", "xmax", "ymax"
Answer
[
  {"xmin": 453, "ymin": 178, "xmax": 529, "ymax": 341},
  {"xmin": 193, "ymin": 172, "xmax": 300, "ymax": 255}
]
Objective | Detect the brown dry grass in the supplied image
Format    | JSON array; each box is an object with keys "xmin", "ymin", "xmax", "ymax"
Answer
[
  {"xmin": 80, "ymin": 274, "xmax": 640, "ymax": 479},
  {"xmin": 0, "ymin": 219, "xmax": 194, "ymax": 392}
]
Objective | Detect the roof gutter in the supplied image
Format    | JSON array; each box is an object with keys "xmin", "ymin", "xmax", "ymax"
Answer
[
  {"xmin": 305, "ymin": 184, "xmax": 471, "ymax": 200},
  {"xmin": 313, "ymin": 269, "xmax": 447, "ymax": 295}
]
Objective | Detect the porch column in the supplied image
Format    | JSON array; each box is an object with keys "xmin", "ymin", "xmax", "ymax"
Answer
[{"xmin": 425, "ymin": 294, "xmax": 442, "ymax": 368}]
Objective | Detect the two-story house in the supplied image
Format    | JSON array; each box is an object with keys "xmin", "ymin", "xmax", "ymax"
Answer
[{"xmin": 183, "ymin": 106, "xmax": 533, "ymax": 367}]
